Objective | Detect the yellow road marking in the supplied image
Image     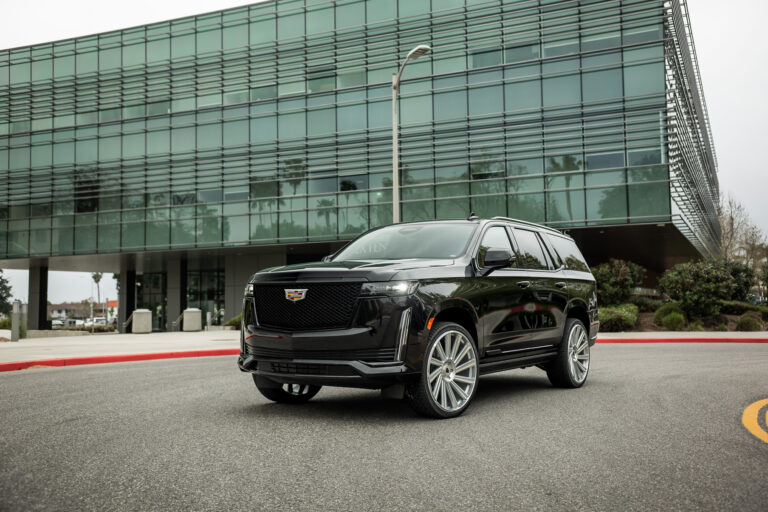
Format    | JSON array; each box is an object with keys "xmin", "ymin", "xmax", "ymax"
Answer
[{"xmin": 742, "ymin": 398, "xmax": 768, "ymax": 444}]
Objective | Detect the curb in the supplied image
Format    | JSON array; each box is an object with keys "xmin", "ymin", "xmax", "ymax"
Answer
[
  {"xmin": 2, "ymin": 338, "xmax": 768, "ymax": 372},
  {"xmin": 596, "ymin": 338, "xmax": 768, "ymax": 344},
  {"xmin": 0, "ymin": 348, "xmax": 240, "ymax": 372}
]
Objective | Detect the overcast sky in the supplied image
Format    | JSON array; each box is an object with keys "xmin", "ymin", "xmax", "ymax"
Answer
[{"xmin": 1, "ymin": 0, "xmax": 767, "ymax": 303}]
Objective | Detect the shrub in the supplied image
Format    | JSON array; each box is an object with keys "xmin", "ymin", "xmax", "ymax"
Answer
[
  {"xmin": 0, "ymin": 317, "xmax": 10, "ymax": 329},
  {"xmin": 736, "ymin": 315, "xmax": 764, "ymax": 332},
  {"xmin": 662, "ymin": 312, "xmax": 686, "ymax": 331},
  {"xmin": 631, "ymin": 296, "xmax": 663, "ymax": 313},
  {"xmin": 592, "ymin": 259, "xmax": 647, "ymax": 306},
  {"xmin": 653, "ymin": 302, "xmax": 685, "ymax": 325},
  {"xmin": 64, "ymin": 325, "xmax": 116, "ymax": 333},
  {"xmin": 719, "ymin": 300, "xmax": 760, "ymax": 315},
  {"xmin": 713, "ymin": 324, "xmax": 728, "ymax": 332},
  {"xmin": 688, "ymin": 320, "xmax": 705, "ymax": 332},
  {"xmin": 598, "ymin": 304, "xmax": 638, "ymax": 332},
  {"xmin": 225, "ymin": 314, "xmax": 242, "ymax": 327},
  {"xmin": 657, "ymin": 260, "xmax": 735, "ymax": 318},
  {"xmin": 720, "ymin": 260, "xmax": 756, "ymax": 302}
]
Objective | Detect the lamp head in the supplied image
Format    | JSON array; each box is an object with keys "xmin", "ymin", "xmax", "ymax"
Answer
[{"xmin": 407, "ymin": 45, "xmax": 431, "ymax": 60}]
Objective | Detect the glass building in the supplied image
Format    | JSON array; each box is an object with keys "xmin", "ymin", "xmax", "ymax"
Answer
[{"xmin": 0, "ymin": 0, "xmax": 719, "ymax": 330}]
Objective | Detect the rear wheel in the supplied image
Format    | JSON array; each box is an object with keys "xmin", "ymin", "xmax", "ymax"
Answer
[
  {"xmin": 406, "ymin": 322, "xmax": 479, "ymax": 419},
  {"xmin": 253, "ymin": 376, "xmax": 321, "ymax": 404},
  {"xmin": 547, "ymin": 318, "xmax": 590, "ymax": 388}
]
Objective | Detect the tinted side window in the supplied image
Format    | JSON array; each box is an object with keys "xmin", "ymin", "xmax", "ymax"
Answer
[
  {"xmin": 547, "ymin": 234, "xmax": 590, "ymax": 272},
  {"xmin": 513, "ymin": 229, "xmax": 548, "ymax": 270},
  {"xmin": 477, "ymin": 226, "xmax": 514, "ymax": 267}
]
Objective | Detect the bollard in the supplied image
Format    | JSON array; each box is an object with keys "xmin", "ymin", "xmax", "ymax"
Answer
[{"xmin": 11, "ymin": 300, "xmax": 20, "ymax": 342}]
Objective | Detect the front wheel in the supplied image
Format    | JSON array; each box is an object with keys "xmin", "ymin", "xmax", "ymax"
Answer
[
  {"xmin": 546, "ymin": 318, "xmax": 590, "ymax": 388},
  {"xmin": 406, "ymin": 322, "xmax": 479, "ymax": 419},
  {"xmin": 253, "ymin": 376, "xmax": 321, "ymax": 404}
]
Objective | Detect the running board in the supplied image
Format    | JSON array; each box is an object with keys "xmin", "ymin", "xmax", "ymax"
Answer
[{"xmin": 479, "ymin": 351, "xmax": 558, "ymax": 376}]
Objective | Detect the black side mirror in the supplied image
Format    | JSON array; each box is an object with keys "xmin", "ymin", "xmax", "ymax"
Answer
[{"xmin": 483, "ymin": 248, "xmax": 515, "ymax": 270}]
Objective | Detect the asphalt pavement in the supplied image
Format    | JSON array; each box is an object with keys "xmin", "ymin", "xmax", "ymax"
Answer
[{"xmin": 1, "ymin": 344, "xmax": 767, "ymax": 511}]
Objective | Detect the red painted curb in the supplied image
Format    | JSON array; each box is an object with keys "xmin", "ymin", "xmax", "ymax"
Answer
[
  {"xmin": 597, "ymin": 338, "xmax": 768, "ymax": 344},
  {"xmin": 3, "ymin": 338, "xmax": 768, "ymax": 372},
  {"xmin": 0, "ymin": 348, "xmax": 240, "ymax": 372}
]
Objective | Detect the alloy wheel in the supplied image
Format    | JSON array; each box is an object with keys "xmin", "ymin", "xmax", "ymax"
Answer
[
  {"xmin": 567, "ymin": 323, "xmax": 590, "ymax": 383},
  {"xmin": 426, "ymin": 330, "xmax": 477, "ymax": 412}
]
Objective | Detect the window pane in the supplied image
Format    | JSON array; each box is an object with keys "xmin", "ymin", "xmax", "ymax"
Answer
[
  {"xmin": 508, "ymin": 193, "xmax": 545, "ymax": 223},
  {"xmin": 471, "ymin": 49, "xmax": 502, "ymax": 68},
  {"xmin": 478, "ymin": 226, "xmax": 513, "ymax": 266},
  {"xmin": 582, "ymin": 68, "xmax": 622, "ymax": 102},
  {"xmin": 505, "ymin": 43, "xmax": 540, "ymax": 63},
  {"xmin": 250, "ymin": 19, "xmax": 275, "ymax": 44},
  {"xmin": 543, "ymin": 74, "xmax": 580, "ymax": 107},
  {"xmin": 278, "ymin": 13, "xmax": 304, "ymax": 39},
  {"xmin": 587, "ymin": 186, "xmax": 626, "ymax": 222},
  {"xmin": 469, "ymin": 85, "xmax": 503, "ymax": 115},
  {"xmin": 336, "ymin": 1, "xmax": 364, "ymax": 29},
  {"xmin": 624, "ymin": 62, "xmax": 664, "ymax": 97},
  {"xmin": 434, "ymin": 90, "xmax": 467, "ymax": 121},
  {"xmin": 505, "ymin": 79, "xmax": 541, "ymax": 111},
  {"xmin": 547, "ymin": 190, "xmax": 585, "ymax": 223},
  {"xmin": 513, "ymin": 229, "xmax": 548, "ymax": 269},
  {"xmin": 307, "ymin": 7, "xmax": 334, "ymax": 34}
]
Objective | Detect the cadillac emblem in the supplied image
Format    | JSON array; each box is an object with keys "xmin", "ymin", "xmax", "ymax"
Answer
[{"xmin": 284, "ymin": 289, "xmax": 308, "ymax": 302}]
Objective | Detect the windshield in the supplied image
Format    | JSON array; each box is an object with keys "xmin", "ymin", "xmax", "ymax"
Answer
[{"xmin": 333, "ymin": 223, "xmax": 477, "ymax": 261}]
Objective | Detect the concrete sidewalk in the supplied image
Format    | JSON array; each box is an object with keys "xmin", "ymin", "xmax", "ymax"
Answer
[{"xmin": 0, "ymin": 330, "xmax": 239, "ymax": 365}]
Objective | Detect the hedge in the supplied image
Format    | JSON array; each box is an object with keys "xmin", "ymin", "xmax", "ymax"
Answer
[{"xmin": 598, "ymin": 304, "xmax": 638, "ymax": 332}]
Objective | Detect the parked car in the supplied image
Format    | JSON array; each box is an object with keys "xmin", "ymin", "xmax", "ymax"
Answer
[{"xmin": 238, "ymin": 217, "xmax": 599, "ymax": 418}]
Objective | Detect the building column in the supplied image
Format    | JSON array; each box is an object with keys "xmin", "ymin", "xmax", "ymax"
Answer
[
  {"xmin": 166, "ymin": 254, "xmax": 187, "ymax": 331},
  {"xmin": 118, "ymin": 267, "xmax": 136, "ymax": 334},
  {"xmin": 27, "ymin": 265, "xmax": 49, "ymax": 330}
]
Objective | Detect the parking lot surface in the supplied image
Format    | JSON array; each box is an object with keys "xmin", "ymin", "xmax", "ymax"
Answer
[{"xmin": 1, "ymin": 343, "xmax": 766, "ymax": 511}]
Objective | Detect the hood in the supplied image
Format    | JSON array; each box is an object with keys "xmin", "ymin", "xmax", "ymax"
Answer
[{"xmin": 251, "ymin": 259, "xmax": 456, "ymax": 283}]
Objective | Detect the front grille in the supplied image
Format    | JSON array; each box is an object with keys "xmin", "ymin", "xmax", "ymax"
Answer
[
  {"xmin": 249, "ymin": 346, "xmax": 396, "ymax": 362},
  {"xmin": 258, "ymin": 361, "xmax": 357, "ymax": 376},
  {"xmin": 253, "ymin": 282, "xmax": 362, "ymax": 330}
]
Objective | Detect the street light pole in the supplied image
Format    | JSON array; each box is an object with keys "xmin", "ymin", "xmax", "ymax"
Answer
[{"xmin": 392, "ymin": 44, "xmax": 431, "ymax": 224}]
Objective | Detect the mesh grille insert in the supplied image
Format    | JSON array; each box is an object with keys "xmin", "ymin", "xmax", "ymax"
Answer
[{"xmin": 253, "ymin": 282, "xmax": 362, "ymax": 330}]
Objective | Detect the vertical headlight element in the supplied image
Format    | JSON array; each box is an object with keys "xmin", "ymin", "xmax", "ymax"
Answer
[
  {"xmin": 244, "ymin": 283, "xmax": 254, "ymax": 296},
  {"xmin": 396, "ymin": 308, "xmax": 412, "ymax": 362}
]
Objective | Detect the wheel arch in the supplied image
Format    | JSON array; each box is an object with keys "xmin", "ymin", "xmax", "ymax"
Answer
[
  {"xmin": 565, "ymin": 299, "xmax": 590, "ymax": 331},
  {"xmin": 430, "ymin": 300, "xmax": 479, "ymax": 348}
]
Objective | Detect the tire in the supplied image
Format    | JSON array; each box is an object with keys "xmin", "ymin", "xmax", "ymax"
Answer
[
  {"xmin": 253, "ymin": 376, "xmax": 321, "ymax": 404},
  {"xmin": 546, "ymin": 318, "xmax": 590, "ymax": 388},
  {"xmin": 406, "ymin": 322, "xmax": 479, "ymax": 419}
]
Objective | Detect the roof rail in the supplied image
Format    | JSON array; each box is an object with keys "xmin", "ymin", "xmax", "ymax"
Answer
[{"xmin": 490, "ymin": 216, "xmax": 563, "ymax": 235}]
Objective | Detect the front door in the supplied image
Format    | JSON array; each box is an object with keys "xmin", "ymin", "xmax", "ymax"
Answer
[{"xmin": 475, "ymin": 225, "xmax": 533, "ymax": 355}]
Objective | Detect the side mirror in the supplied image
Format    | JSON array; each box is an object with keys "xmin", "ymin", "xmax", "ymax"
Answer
[
  {"xmin": 483, "ymin": 248, "xmax": 515, "ymax": 269},
  {"xmin": 321, "ymin": 255, "xmax": 333, "ymax": 263}
]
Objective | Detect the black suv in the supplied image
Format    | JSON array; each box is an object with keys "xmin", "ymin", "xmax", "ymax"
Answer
[{"xmin": 238, "ymin": 217, "xmax": 598, "ymax": 418}]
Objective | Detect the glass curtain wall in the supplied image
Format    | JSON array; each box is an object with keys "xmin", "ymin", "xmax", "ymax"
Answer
[{"xmin": 0, "ymin": 0, "xmax": 678, "ymax": 260}]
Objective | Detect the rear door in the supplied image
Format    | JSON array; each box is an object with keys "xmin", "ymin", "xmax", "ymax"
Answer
[{"xmin": 507, "ymin": 228, "xmax": 568, "ymax": 346}]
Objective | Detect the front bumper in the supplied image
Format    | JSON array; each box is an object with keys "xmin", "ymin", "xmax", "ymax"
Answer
[
  {"xmin": 238, "ymin": 354, "xmax": 412, "ymax": 388},
  {"xmin": 239, "ymin": 295, "xmax": 425, "ymax": 388}
]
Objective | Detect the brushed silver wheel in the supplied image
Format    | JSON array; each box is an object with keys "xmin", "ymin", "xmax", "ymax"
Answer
[
  {"xmin": 426, "ymin": 329, "xmax": 478, "ymax": 413},
  {"xmin": 567, "ymin": 322, "xmax": 590, "ymax": 384}
]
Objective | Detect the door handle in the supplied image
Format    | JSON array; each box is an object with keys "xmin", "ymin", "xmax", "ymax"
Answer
[
  {"xmin": 555, "ymin": 282, "xmax": 567, "ymax": 289},
  {"xmin": 517, "ymin": 281, "xmax": 531, "ymax": 289}
]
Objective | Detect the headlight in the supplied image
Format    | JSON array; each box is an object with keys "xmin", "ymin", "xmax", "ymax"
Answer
[
  {"xmin": 360, "ymin": 281, "xmax": 418, "ymax": 296},
  {"xmin": 244, "ymin": 283, "xmax": 254, "ymax": 296}
]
